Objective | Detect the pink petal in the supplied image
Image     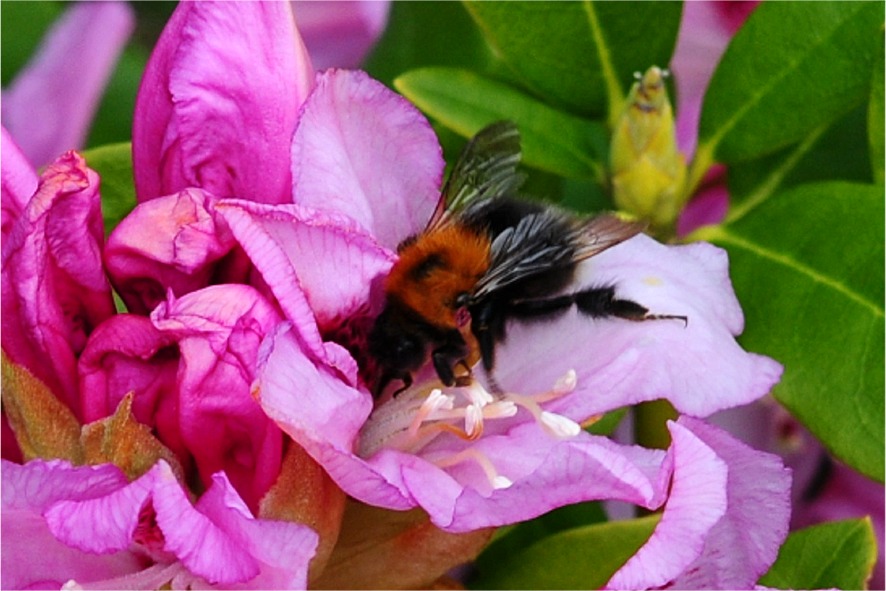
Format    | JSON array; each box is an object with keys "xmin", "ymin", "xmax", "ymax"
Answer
[
  {"xmin": 606, "ymin": 417, "xmax": 790, "ymax": 589},
  {"xmin": 150, "ymin": 285, "xmax": 285, "ymax": 512},
  {"xmin": 294, "ymin": 1, "xmax": 391, "ymax": 69},
  {"xmin": 291, "ymin": 69, "xmax": 443, "ymax": 250},
  {"xmin": 133, "ymin": 1, "xmax": 313, "ymax": 204},
  {"xmin": 217, "ymin": 199, "xmax": 394, "ymax": 331},
  {"xmin": 78, "ymin": 314, "xmax": 187, "ymax": 461},
  {"xmin": 1, "ymin": 126, "xmax": 38, "ymax": 238},
  {"xmin": 1, "ymin": 151, "xmax": 114, "ymax": 416},
  {"xmin": 193, "ymin": 472, "xmax": 319, "ymax": 589},
  {"xmin": 104, "ymin": 188, "xmax": 236, "ymax": 315},
  {"xmin": 676, "ymin": 165, "xmax": 730, "ymax": 236},
  {"xmin": 215, "ymin": 199, "xmax": 364, "ymax": 384},
  {"xmin": 490, "ymin": 235, "xmax": 783, "ymax": 420},
  {"xmin": 1, "ymin": 2, "xmax": 134, "ymax": 167},
  {"xmin": 1, "ymin": 460, "xmax": 143, "ymax": 590}
]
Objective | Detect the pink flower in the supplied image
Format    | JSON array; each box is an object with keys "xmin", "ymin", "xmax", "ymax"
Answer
[
  {"xmin": 2, "ymin": 459, "xmax": 318, "ymax": 589},
  {"xmin": 212, "ymin": 53, "xmax": 787, "ymax": 586},
  {"xmin": 1, "ymin": 2, "xmax": 134, "ymax": 169}
]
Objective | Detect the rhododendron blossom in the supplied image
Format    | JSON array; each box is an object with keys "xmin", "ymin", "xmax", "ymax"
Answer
[{"xmin": 0, "ymin": 1, "xmax": 811, "ymax": 589}]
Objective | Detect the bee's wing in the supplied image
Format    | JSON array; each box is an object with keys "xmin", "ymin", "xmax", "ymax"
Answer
[
  {"xmin": 472, "ymin": 214, "xmax": 645, "ymax": 300},
  {"xmin": 427, "ymin": 121, "xmax": 525, "ymax": 231}
]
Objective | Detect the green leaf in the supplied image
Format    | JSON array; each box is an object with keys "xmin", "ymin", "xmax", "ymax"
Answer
[
  {"xmin": 692, "ymin": 182, "xmax": 884, "ymax": 481},
  {"xmin": 759, "ymin": 518, "xmax": 878, "ymax": 590},
  {"xmin": 727, "ymin": 104, "xmax": 873, "ymax": 223},
  {"xmin": 363, "ymin": 1, "xmax": 496, "ymax": 89},
  {"xmin": 85, "ymin": 47, "xmax": 149, "ymax": 149},
  {"xmin": 470, "ymin": 514, "xmax": 659, "ymax": 589},
  {"xmin": 869, "ymin": 38, "xmax": 885, "ymax": 185},
  {"xmin": 395, "ymin": 67, "xmax": 608, "ymax": 181},
  {"xmin": 697, "ymin": 2, "xmax": 883, "ymax": 167},
  {"xmin": 81, "ymin": 142, "xmax": 135, "ymax": 234},
  {"xmin": 463, "ymin": 1, "xmax": 682, "ymax": 124},
  {"xmin": 0, "ymin": 1, "xmax": 64, "ymax": 86}
]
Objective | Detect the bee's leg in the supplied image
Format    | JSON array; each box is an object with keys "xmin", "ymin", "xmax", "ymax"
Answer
[
  {"xmin": 431, "ymin": 331, "xmax": 470, "ymax": 387},
  {"xmin": 470, "ymin": 302, "xmax": 507, "ymax": 374},
  {"xmin": 574, "ymin": 286, "xmax": 687, "ymax": 325}
]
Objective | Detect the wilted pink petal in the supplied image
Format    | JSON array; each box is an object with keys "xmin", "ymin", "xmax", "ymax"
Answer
[
  {"xmin": 607, "ymin": 417, "xmax": 790, "ymax": 589},
  {"xmin": 104, "ymin": 188, "xmax": 236, "ymax": 314},
  {"xmin": 2, "ymin": 151, "xmax": 114, "ymax": 417},
  {"xmin": 216, "ymin": 200, "xmax": 369, "ymax": 384},
  {"xmin": 490, "ymin": 235, "xmax": 782, "ymax": 420},
  {"xmin": 1, "ymin": 2, "xmax": 134, "ymax": 168},
  {"xmin": 133, "ymin": 0, "xmax": 313, "ymax": 204},
  {"xmin": 293, "ymin": 1, "xmax": 391, "ymax": 69},
  {"xmin": 1, "ymin": 460, "xmax": 144, "ymax": 589},
  {"xmin": 8, "ymin": 459, "xmax": 318, "ymax": 588},
  {"xmin": 78, "ymin": 314, "xmax": 187, "ymax": 462},
  {"xmin": 150, "ymin": 285, "xmax": 285, "ymax": 512},
  {"xmin": 291, "ymin": 68, "xmax": 443, "ymax": 250},
  {"xmin": 1, "ymin": 126, "xmax": 38, "ymax": 238}
]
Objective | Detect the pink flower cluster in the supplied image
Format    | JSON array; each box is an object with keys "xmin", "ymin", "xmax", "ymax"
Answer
[{"xmin": 2, "ymin": 1, "xmax": 793, "ymax": 589}]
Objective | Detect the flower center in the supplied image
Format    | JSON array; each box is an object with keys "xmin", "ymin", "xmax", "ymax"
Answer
[{"xmin": 358, "ymin": 370, "xmax": 581, "ymax": 490}]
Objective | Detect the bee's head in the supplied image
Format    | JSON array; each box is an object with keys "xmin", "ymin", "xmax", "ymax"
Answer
[{"xmin": 368, "ymin": 304, "xmax": 427, "ymax": 395}]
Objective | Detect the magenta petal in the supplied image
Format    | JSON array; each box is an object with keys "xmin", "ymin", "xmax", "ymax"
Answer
[
  {"xmin": 133, "ymin": 1, "xmax": 313, "ymax": 204},
  {"xmin": 291, "ymin": 69, "xmax": 443, "ymax": 250},
  {"xmin": 104, "ymin": 188, "xmax": 235, "ymax": 314},
  {"xmin": 78, "ymin": 314, "xmax": 186, "ymax": 461},
  {"xmin": 1, "ymin": 460, "xmax": 143, "ymax": 590},
  {"xmin": 606, "ymin": 418, "xmax": 790, "ymax": 589},
  {"xmin": 491, "ymin": 235, "xmax": 783, "ymax": 419},
  {"xmin": 217, "ymin": 198, "xmax": 394, "ymax": 330},
  {"xmin": 1, "ymin": 126, "xmax": 38, "ymax": 238},
  {"xmin": 294, "ymin": 1, "xmax": 391, "ymax": 69},
  {"xmin": 191, "ymin": 472, "xmax": 319, "ymax": 589},
  {"xmin": 150, "ymin": 285, "xmax": 285, "ymax": 512},
  {"xmin": 215, "ymin": 199, "xmax": 363, "ymax": 383},
  {"xmin": 1, "ymin": 2, "xmax": 134, "ymax": 168},
  {"xmin": 2, "ymin": 151, "xmax": 114, "ymax": 416}
]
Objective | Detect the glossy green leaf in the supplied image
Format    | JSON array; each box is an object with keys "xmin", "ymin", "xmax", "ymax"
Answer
[
  {"xmin": 470, "ymin": 514, "xmax": 659, "ymax": 589},
  {"xmin": 759, "ymin": 518, "xmax": 878, "ymax": 590},
  {"xmin": 81, "ymin": 142, "xmax": 135, "ymax": 235},
  {"xmin": 869, "ymin": 41, "xmax": 885, "ymax": 185},
  {"xmin": 693, "ymin": 182, "xmax": 884, "ymax": 481},
  {"xmin": 697, "ymin": 2, "xmax": 882, "ymax": 167},
  {"xmin": 727, "ymin": 104, "xmax": 873, "ymax": 222},
  {"xmin": 463, "ymin": 1, "xmax": 682, "ymax": 123},
  {"xmin": 395, "ymin": 67, "xmax": 608, "ymax": 181},
  {"xmin": 364, "ymin": 1, "xmax": 496, "ymax": 88}
]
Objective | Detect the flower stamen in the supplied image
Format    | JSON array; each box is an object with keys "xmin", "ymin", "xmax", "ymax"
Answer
[{"xmin": 432, "ymin": 448, "xmax": 513, "ymax": 490}]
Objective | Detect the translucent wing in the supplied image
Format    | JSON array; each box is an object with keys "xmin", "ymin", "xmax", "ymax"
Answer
[
  {"xmin": 472, "ymin": 213, "xmax": 645, "ymax": 300},
  {"xmin": 426, "ymin": 121, "xmax": 525, "ymax": 231}
]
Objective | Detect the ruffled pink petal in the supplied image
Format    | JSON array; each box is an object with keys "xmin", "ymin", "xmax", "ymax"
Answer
[
  {"xmin": 78, "ymin": 314, "xmax": 187, "ymax": 462},
  {"xmin": 1, "ymin": 126, "xmax": 38, "ymax": 238},
  {"xmin": 192, "ymin": 472, "xmax": 319, "ymax": 589},
  {"xmin": 104, "ymin": 188, "xmax": 236, "ymax": 314},
  {"xmin": 294, "ymin": 1, "xmax": 391, "ymax": 69},
  {"xmin": 606, "ymin": 417, "xmax": 790, "ymax": 589},
  {"xmin": 150, "ymin": 285, "xmax": 285, "ymax": 512},
  {"xmin": 1, "ymin": 2, "xmax": 134, "ymax": 167},
  {"xmin": 291, "ymin": 69, "xmax": 443, "ymax": 250},
  {"xmin": 133, "ymin": 1, "xmax": 313, "ymax": 204},
  {"xmin": 217, "ymin": 198, "xmax": 394, "ymax": 331},
  {"xmin": 1, "ymin": 151, "xmax": 114, "ymax": 417},
  {"xmin": 490, "ymin": 235, "xmax": 782, "ymax": 420},
  {"xmin": 215, "ymin": 199, "xmax": 365, "ymax": 384},
  {"xmin": 1, "ymin": 460, "xmax": 143, "ymax": 590}
]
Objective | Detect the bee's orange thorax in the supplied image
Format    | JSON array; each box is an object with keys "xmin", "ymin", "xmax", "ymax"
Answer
[{"xmin": 386, "ymin": 225, "xmax": 491, "ymax": 329}]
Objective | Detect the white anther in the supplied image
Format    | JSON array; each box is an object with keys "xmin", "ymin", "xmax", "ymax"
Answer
[{"xmin": 540, "ymin": 411, "xmax": 582, "ymax": 439}]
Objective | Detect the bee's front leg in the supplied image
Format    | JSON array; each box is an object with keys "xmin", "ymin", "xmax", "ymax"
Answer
[{"xmin": 431, "ymin": 331, "xmax": 470, "ymax": 387}]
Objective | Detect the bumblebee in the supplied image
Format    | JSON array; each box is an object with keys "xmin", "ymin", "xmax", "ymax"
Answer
[{"xmin": 368, "ymin": 121, "xmax": 685, "ymax": 396}]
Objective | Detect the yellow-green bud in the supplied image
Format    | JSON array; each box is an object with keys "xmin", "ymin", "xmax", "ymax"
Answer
[{"xmin": 610, "ymin": 66, "xmax": 687, "ymax": 236}]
